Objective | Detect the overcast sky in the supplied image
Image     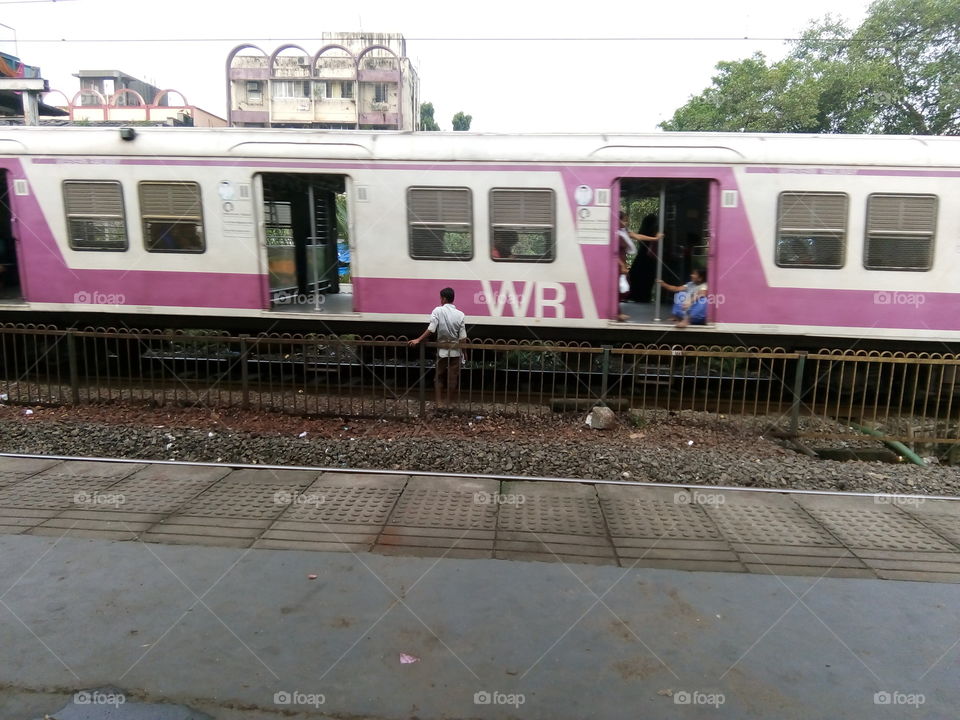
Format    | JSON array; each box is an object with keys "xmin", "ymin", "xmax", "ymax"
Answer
[{"xmin": 1, "ymin": 0, "xmax": 872, "ymax": 132}]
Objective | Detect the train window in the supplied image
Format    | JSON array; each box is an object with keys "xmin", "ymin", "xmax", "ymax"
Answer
[
  {"xmin": 407, "ymin": 187, "xmax": 473, "ymax": 261},
  {"xmin": 63, "ymin": 181, "xmax": 128, "ymax": 251},
  {"xmin": 139, "ymin": 182, "xmax": 205, "ymax": 254},
  {"xmin": 775, "ymin": 192, "xmax": 847, "ymax": 269},
  {"xmin": 864, "ymin": 194, "xmax": 937, "ymax": 271},
  {"xmin": 489, "ymin": 189, "xmax": 555, "ymax": 262}
]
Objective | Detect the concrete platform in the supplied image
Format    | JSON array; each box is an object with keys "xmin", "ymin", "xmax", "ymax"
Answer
[
  {"xmin": 2, "ymin": 456, "xmax": 960, "ymax": 584},
  {"xmin": 1, "ymin": 456, "xmax": 959, "ymax": 719},
  {"xmin": 1, "ymin": 534, "xmax": 957, "ymax": 719}
]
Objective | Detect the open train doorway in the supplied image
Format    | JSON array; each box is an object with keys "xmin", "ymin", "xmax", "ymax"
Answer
[
  {"xmin": 0, "ymin": 171, "xmax": 21, "ymax": 302},
  {"xmin": 259, "ymin": 173, "xmax": 352, "ymax": 314},
  {"xmin": 618, "ymin": 179, "xmax": 712, "ymax": 325}
]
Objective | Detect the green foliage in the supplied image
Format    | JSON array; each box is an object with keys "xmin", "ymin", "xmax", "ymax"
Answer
[
  {"xmin": 419, "ymin": 102, "xmax": 440, "ymax": 131},
  {"xmin": 452, "ymin": 111, "xmax": 472, "ymax": 131},
  {"xmin": 661, "ymin": 0, "xmax": 960, "ymax": 135},
  {"xmin": 443, "ymin": 231, "xmax": 472, "ymax": 254}
]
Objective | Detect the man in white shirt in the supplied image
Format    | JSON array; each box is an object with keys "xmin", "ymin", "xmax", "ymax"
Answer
[{"xmin": 409, "ymin": 287, "xmax": 467, "ymax": 408}]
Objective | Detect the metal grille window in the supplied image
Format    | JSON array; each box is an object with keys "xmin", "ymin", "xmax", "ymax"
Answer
[
  {"xmin": 490, "ymin": 189, "xmax": 555, "ymax": 262},
  {"xmin": 407, "ymin": 187, "xmax": 473, "ymax": 260},
  {"xmin": 245, "ymin": 81, "xmax": 262, "ymax": 103},
  {"xmin": 139, "ymin": 182, "xmax": 205, "ymax": 253},
  {"xmin": 776, "ymin": 192, "xmax": 847, "ymax": 268},
  {"xmin": 63, "ymin": 181, "xmax": 127, "ymax": 251},
  {"xmin": 865, "ymin": 194, "xmax": 937, "ymax": 271}
]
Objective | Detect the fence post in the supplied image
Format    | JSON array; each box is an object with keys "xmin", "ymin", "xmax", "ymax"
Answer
[
  {"xmin": 240, "ymin": 334, "xmax": 250, "ymax": 410},
  {"xmin": 418, "ymin": 341, "xmax": 427, "ymax": 417},
  {"xmin": 600, "ymin": 345, "xmax": 612, "ymax": 407},
  {"xmin": 67, "ymin": 330, "xmax": 80, "ymax": 405},
  {"xmin": 790, "ymin": 352, "xmax": 807, "ymax": 435}
]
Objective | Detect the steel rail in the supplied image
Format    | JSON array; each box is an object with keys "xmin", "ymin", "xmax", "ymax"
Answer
[{"xmin": 2, "ymin": 451, "xmax": 957, "ymax": 502}]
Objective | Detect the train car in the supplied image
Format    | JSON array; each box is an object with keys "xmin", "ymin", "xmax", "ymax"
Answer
[{"xmin": 0, "ymin": 126, "xmax": 957, "ymax": 347}]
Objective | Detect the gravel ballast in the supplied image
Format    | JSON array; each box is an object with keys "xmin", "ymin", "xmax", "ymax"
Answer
[{"xmin": 1, "ymin": 405, "xmax": 958, "ymax": 496}]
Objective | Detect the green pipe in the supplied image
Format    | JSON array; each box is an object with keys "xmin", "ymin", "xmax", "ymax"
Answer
[{"xmin": 848, "ymin": 422, "xmax": 926, "ymax": 467}]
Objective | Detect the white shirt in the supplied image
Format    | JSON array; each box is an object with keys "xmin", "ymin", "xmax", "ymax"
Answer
[
  {"xmin": 427, "ymin": 303, "xmax": 467, "ymax": 357},
  {"xmin": 618, "ymin": 228, "xmax": 636, "ymax": 256}
]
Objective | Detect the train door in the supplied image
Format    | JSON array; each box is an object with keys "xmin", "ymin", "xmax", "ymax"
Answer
[
  {"xmin": 0, "ymin": 171, "xmax": 21, "ymax": 302},
  {"xmin": 617, "ymin": 179, "xmax": 712, "ymax": 325},
  {"xmin": 258, "ymin": 173, "xmax": 351, "ymax": 313}
]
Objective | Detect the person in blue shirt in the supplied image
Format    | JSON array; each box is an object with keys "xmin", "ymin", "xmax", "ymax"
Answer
[{"xmin": 658, "ymin": 268, "xmax": 708, "ymax": 328}]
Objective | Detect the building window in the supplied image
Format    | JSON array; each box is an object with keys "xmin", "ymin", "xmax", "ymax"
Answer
[
  {"xmin": 408, "ymin": 187, "xmax": 473, "ymax": 260},
  {"xmin": 315, "ymin": 81, "xmax": 328, "ymax": 100},
  {"xmin": 489, "ymin": 189, "xmax": 556, "ymax": 262},
  {"xmin": 63, "ymin": 181, "xmax": 127, "ymax": 251},
  {"xmin": 775, "ymin": 192, "xmax": 847, "ymax": 268},
  {"xmin": 341, "ymin": 81, "xmax": 354, "ymax": 99},
  {"xmin": 373, "ymin": 83, "xmax": 388, "ymax": 103},
  {"xmin": 139, "ymin": 182, "xmax": 205, "ymax": 253},
  {"xmin": 272, "ymin": 80, "xmax": 309, "ymax": 98},
  {"xmin": 864, "ymin": 194, "xmax": 937, "ymax": 271},
  {"xmin": 245, "ymin": 81, "xmax": 262, "ymax": 103}
]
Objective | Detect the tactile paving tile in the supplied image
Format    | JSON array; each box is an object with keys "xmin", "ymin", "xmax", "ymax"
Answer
[
  {"xmin": 88, "ymin": 476, "xmax": 222, "ymax": 514},
  {"xmin": 176, "ymin": 483, "xmax": 309, "ymax": 520},
  {"xmin": 386, "ymin": 489, "xmax": 497, "ymax": 530},
  {"xmin": 600, "ymin": 499, "xmax": 720, "ymax": 539},
  {"xmin": 0, "ymin": 459, "xmax": 62, "ymax": 488},
  {"xmin": 0, "ymin": 472, "xmax": 40, "ymax": 488},
  {"xmin": 0, "ymin": 475, "xmax": 126, "ymax": 509},
  {"xmin": 803, "ymin": 508, "xmax": 956, "ymax": 552},
  {"xmin": 280, "ymin": 485, "xmax": 401, "ymax": 525},
  {"xmin": 706, "ymin": 504, "xmax": 841, "ymax": 546},
  {"xmin": 909, "ymin": 514, "xmax": 960, "ymax": 548},
  {"xmin": 498, "ymin": 495, "xmax": 606, "ymax": 536}
]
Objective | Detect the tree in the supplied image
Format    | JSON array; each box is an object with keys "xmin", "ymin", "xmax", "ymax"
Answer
[
  {"xmin": 661, "ymin": 0, "xmax": 960, "ymax": 135},
  {"xmin": 452, "ymin": 112, "xmax": 472, "ymax": 131},
  {"xmin": 419, "ymin": 102, "xmax": 440, "ymax": 131}
]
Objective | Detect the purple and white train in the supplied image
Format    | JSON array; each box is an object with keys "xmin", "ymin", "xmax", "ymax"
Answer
[{"xmin": 0, "ymin": 126, "xmax": 957, "ymax": 346}]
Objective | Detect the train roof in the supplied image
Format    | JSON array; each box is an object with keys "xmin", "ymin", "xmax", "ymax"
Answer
[{"xmin": 1, "ymin": 126, "xmax": 958, "ymax": 168}]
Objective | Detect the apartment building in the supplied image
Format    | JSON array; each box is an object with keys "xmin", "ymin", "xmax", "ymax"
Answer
[{"xmin": 227, "ymin": 33, "xmax": 419, "ymax": 130}]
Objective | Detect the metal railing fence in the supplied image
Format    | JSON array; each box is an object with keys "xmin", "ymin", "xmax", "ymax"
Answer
[{"xmin": 1, "ymin": 324, "xmax": 959, "ymax": 452}]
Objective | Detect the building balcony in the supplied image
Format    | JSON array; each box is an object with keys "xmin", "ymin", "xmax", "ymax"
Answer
[
  {"xmin": 357, "ymin": 69, "xmax": 400, "ymax": 83},
  {"xmin": 271, "ymin": 97, "xmax": 314, "ymax": 122},
  {"xmin": 229, "ymin": 67, "xmax": 270, "ymax": 80},
  {"xmin": 316, "ymin": 98, "xmax": 356, "ymax": 123},
  {"xmin": 358, "ymin": 111, "xmax": 399, "ymax": 126},
  {"xmin": 230, "ymin": 109, "xmax": 269, "ymax": 123}
]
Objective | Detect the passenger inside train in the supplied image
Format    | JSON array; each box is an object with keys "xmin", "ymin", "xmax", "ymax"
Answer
[
  {"xmin": 658, "ymin": 269, "xmax": 708, "ymax": 328},
  {"xmin": 491, "ymin": 229, "xmax": 519, "ymax": 259}
]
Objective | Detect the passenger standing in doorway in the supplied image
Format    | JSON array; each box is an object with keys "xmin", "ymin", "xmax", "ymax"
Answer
[
  {"xmin": 627, "ymin": 214, "xmax": 664, "ymax": 303},
  {"xmin": 409, "ymin": 287, "xmax": 468, "ymax": 409}
]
